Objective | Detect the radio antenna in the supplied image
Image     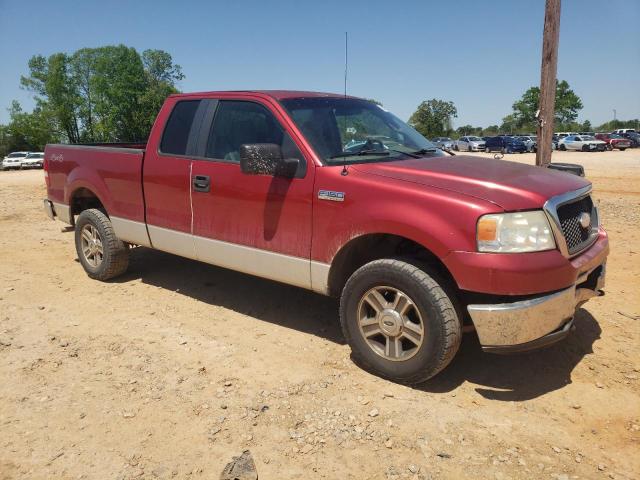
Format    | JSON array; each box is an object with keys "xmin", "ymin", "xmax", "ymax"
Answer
[{"xmin": 341, "ymin": 31, "xmax": 349, "ymax": 176}]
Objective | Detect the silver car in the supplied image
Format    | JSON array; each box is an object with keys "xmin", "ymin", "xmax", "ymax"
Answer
[
  {"xmin": 431, "ymin": 137, "xmax": 455, "ymax": 151},
  {"xmin": 21, "ymin": 152, "xmax": 45, "ymax": 168},
  {"xmin": 518, "ymin": 136, "xmax": 537, "ymax": 152},
  {"xmin": 455, "ymin": 136, "xmax": 486, "ymax": 152}
]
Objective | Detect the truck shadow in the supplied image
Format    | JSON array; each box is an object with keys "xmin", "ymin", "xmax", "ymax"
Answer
[
  {"xmin": 118, "ymin": 247, "xmax": 600, "ymax": 401},
  {"xmin": 416, "ymin": 308, "xmax": 601, "ymax": 401},
  {"xmin": 118, "ymin": 247, "xmax": 344, "ymax": 344}
]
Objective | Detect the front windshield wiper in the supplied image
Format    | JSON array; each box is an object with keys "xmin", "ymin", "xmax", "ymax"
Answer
[
  {"xmin": 410, "ymin": 148, "xmax": 438, "ymax": 154},
  {"xmin": 385, "ymin": 148, "xmax": 421, "ymax": 158},
  {"xmin": 329, "ymin": 149, "xmax": 390, "ymax": 159}
]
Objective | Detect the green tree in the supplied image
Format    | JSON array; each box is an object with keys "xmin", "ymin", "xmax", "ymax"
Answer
[
  {"xmin": 2, "ymin": 101, "xmax": 58, "ymax": 153},
  {"xmin": 409, "ymin": 99, "xmax": 457, "ymax": 138},
  {"xmin": 364, "ymin": 98, "xmax": 383, "ymax": 106},
  {"xmin": 483, "ymin": 125, "xmax": 500, "ymax": 136},
  {"xmin": 506, "ymin": 80, "xmax": 583, "ymax": 131},
  {"xmin": 20, "ymin": 45, "xmax": 183, "ymax": 143}
]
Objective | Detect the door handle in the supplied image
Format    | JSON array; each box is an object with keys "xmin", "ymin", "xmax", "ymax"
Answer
[{"xmin": 192, "ymin": 175, "xmax": 210, "ymax": 193}]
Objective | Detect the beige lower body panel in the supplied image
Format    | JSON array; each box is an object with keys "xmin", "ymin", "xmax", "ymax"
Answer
[
  {"xmin": 111, "ymin": 216, "xmax": 152, "ymax": 247},
  {"xmin": 147, "ymin": 223, "xmax": 327, "ymax": 292}
]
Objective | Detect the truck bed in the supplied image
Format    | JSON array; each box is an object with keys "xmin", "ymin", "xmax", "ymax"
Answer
[{"xmin": 44, "ymin": 143, "xmax": 147, "ymax": 224}]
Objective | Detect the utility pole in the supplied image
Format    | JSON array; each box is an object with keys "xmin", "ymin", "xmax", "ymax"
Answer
[{"xmin": 535, "ymin": 0, "xmax": 561, "ymax": 167}]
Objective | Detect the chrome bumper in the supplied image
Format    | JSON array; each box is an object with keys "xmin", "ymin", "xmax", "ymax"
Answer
[{"xmin": 468, "ymin": 263, "xmax": 605, "ymax": 352}]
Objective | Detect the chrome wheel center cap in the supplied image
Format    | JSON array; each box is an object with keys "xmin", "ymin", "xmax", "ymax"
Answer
[{"xmin": 379, "ymin": 309, "xmax": 402, "ymax": 337}]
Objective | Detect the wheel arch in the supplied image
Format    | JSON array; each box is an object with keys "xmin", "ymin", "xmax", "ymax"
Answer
[
  {"xmin": 326, "ymin": 233, "xmax": 457, "ymax": 299},
  {"xmin": 68, "ymin": 185, "xmax": 108, "ymax": 223}
]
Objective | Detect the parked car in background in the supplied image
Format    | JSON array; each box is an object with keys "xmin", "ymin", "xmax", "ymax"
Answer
[
  {"xmin": 559, "ymin": 135, "xmax": 606, "ymax": 152},
  {"xmin": 613, "ymin": 128, "xmax": 637, "ymax": 135},
  {"xmin": 579, "ymin": 132, "xmax": 595, "ymax": 137},
  {"xmin": 455, "ymin": 136, "xmax": 486, "ymax": 152},
  {"xmin": 517, "ymin": 135, "xmax": 537, "ymax": 152},
  {"xmin": 1, "ymin": 151, "xmax": 30, "ymax": 170},
  {"xmin": 21, "ymin": 152, "xmax": 45, "ymax": 168},
  {"xmin": 556, "ymin": 132, "xmax": 579, "ymax": 140},
  {"xmin": 594, "ymin": 133, "xmax": 631, "ymax": 151},
  {"xmin": 618, "ymin": 131, "xmax": 640, "ymax": 148},
  {"xmin": 484, "ymin": 136, "xmax": 527, "ymax": 154},
  {"xmin": 431, "ymin": 137, "xmax": 455, "ymax": 150}
]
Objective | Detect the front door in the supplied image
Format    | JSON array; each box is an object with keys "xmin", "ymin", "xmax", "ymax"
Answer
[{"xmin": 190, "ymin": 99, "xmax": 315, "ymax": 289}]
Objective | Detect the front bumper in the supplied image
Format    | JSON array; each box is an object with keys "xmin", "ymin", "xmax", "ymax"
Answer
[{"xmin": 467, "ymin": 263, "xmax": 606, "ymax": 352}]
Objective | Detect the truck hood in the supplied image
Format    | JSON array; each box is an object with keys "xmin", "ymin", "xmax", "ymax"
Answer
[{"xmin": 352, "ymin": 155, "xmax": 590, "ymax": 210}]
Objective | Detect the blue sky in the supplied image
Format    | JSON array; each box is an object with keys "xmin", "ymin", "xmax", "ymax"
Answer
[{"xmin": 0, "ymin": 0, "xmax": 638, "ymax": 127}]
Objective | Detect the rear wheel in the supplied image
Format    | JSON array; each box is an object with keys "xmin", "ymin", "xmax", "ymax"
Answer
[
  {"xmin": 559, "ymin": 144, "xmax": 566, "ymax": 151},
  {"xmin": 75, "ymin": 209, "xmax": 129, "ymax": 281},
  {"xmin": 339, "ymin": 259, "xmax": 462, "ymax": 384}
]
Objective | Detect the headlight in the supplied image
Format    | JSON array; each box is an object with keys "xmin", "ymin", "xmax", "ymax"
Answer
[{"xmin": 477, "ymin": 211, "xmax": 556, "ymax": 253}]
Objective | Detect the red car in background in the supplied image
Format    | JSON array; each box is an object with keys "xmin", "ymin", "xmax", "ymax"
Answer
[{"xmin": 594, "ymin": 133, "xmax": 631, "ymax": 151}]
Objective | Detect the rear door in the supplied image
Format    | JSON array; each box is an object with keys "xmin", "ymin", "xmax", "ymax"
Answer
[{"xmin": 189, "ymin": 98, "xmax": 315, "ymax": 289}]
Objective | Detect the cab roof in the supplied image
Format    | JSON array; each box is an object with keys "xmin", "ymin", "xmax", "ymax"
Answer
[{"xmin": 170, "ymin": 90, "xmax": 359, "ymax": 101}]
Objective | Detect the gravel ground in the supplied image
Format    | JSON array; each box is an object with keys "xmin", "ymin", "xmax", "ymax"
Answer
[{"xmin": 1, "ymin": 148, "xmax": 639, "ymax": 480}]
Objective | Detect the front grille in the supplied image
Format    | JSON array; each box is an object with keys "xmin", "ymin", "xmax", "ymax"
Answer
[{"xmin": 556, "ymin": 196, "xmax": 596, "ymax": 254}]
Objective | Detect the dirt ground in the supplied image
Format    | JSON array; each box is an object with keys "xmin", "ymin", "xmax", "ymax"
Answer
[{"xmin": 1, "ymin": 149, "xmax": 639, "ymax": 480}]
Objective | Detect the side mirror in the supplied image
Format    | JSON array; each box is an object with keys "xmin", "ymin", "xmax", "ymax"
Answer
[{"xmin": 239, "ymin": 143, "xmax": 299, "ymax": 178}]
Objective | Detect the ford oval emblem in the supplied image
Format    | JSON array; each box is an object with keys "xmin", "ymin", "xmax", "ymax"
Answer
[{"xmin": 579, "ymin": 212, "xmax": 591, "ymax": 228}]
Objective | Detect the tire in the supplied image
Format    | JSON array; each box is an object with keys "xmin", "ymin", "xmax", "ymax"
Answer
[
  {"xmin": 485, "ymin": 147, "xmax": 490, "ymax": 153},
  {"xmin": 559, "ymin": 144, "xmax": 566, "ymax": 151},
  {"xmin": 620, "ymin": 148, "xmax": 626, "ymax": 151},
  {"xmin": 581, "ymin": 145, "xmax": 589, "ymax": 152},
  {"xmin": 500, "ymin": 147, "xmax": 506, "ymax": 154},
  {"xmin": 74, "ymin": 208, "xmax": 129, "ymax": 281},
  {"xmin": 339, "ymin": 259, "xmax": 462, "ymax": 384}
]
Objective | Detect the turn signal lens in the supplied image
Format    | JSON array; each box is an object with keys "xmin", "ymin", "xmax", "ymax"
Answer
[{"xmin": 477, "ymin": 217, "xmax": 497, "ymax": 242}]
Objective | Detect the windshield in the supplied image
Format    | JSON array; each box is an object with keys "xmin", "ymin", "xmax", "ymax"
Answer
[
  {"xmin": 280, "ymin": 97, "xmax": 444, "ymax": 164},
  {"xmin": 467, "ymin": 136, "xmax": 483, "ymax": 141},
  {"xmin": 582, "ymin": 135, "xmax": 595, "ymax": 140},
  {"xmin": 8, "ymin": 152, "xmax": 27, "ymax": 158},
  {"xmin": 26, "ymin": 153, "xmax": 43, "ymax": 158},
  {"xmin": 609, "ymin": 134, "xmax": 622, "ymax": 138}
]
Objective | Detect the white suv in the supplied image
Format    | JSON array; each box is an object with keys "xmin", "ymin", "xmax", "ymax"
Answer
[{"xmin": 2, "ymin": 151, "xmax": 30, "ymax": 170}]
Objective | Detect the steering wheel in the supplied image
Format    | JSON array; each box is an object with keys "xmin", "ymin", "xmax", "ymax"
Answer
[{"xmin": 360, "ymin": 138, "xmax": 386, "ymax": 152}]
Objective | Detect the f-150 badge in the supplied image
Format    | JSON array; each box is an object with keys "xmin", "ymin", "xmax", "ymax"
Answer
[{"xmin": 318, "ymin": 190, "xmax": 345, "ymax": 202}]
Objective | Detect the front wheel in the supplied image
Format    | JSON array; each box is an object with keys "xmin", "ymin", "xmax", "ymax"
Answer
[
  {"xmin": 620, "ymin": 148, "xmax": 626, "ymax": 151},
  {"xmin": 559, "ymin": 144, "xmax": 566, "ymax": 151},
  {"xmin": 75, "ymin": 208, "xmax": 129, "ymax": 281},
  {"xmin": 339, "ymin": 259, "xmax": 462, "ymax": 384}
]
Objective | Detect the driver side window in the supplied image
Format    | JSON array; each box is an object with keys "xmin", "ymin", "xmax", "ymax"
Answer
[{"xmin": 205, "ymin": 101, "xmax": 305, "ymax": 167}]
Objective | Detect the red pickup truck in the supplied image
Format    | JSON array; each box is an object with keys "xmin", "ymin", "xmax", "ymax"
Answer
[{"xmin": 43, "ymin": 91, "xmax": 608, "ymax": 383}]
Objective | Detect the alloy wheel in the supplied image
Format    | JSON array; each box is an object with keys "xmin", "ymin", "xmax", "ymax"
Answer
[
  {"xmin": 357, "ymin": 286, "xmax": 424, "ymax": 361},
  {"xmin": 80, "ymin": 224, "xmax": 104, "ymax": 268}
]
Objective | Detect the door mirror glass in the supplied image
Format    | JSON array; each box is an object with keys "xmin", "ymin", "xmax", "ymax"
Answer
[{"xmin": 239, "ymin": 143, "xmax": 299, "ymax": 178}]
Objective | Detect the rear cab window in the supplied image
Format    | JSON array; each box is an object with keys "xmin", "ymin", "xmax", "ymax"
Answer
[{"xmin": 160, "ymin": 100, "xmax": 201, "ymax": 155}]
